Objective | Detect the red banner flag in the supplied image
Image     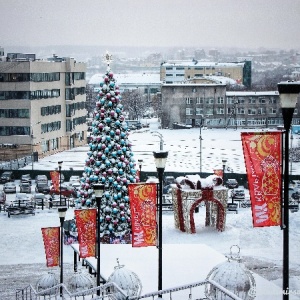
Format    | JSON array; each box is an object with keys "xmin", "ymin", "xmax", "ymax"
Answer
[
  {"xmin": 50, "ymin": 171, "xmax": 60, "ymax": 192},
  {"xmin": 128, "ymin": 183, "xmax": 157, "ymax": 247},
  {"xmin": 241, "ymin": 132, "xmax": 282, "ymax": 227},
  {"xmin": 74, "ymin": 209, "xmax": 97, "ymax": 258},
  {"xmin": 41, "ymin": 227, "xmax": 60, "ymax": 267}
]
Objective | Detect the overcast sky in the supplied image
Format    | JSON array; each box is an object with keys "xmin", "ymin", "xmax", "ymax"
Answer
[{"xmin": 1, "ymin": 0, "xmax": 300, "ymax": 50}]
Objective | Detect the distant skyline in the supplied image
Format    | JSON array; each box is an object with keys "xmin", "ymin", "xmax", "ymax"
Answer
[{"xmin": 1, "ymin": 0, "xmax": 300, "ymax": 51}]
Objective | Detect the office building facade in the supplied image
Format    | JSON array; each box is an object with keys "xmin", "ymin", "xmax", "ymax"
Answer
[{"xmin": 0, "ymin": 53, "xmax": 87, "ymax": 161}]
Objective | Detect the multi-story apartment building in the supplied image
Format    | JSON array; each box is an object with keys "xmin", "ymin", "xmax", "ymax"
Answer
[
  {"xmin": 161, "ymin": 82, "xmax": 227, "ymax": 129},
  {"xmin": 161, "ymin": 83, "xmax": 300, "ymax": 129},
  {"xmin": 0, "ymin": 52, "xmax": 87, "ymax": 161},
  {"xmin": 160, "ymin": 60, "xmax": 252, "ymax": 88}
]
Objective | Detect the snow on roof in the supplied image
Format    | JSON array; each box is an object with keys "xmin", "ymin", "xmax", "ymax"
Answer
[
  {"xmin": 161, "ymin": 60, "xmax": 245, "ymax": 68},
  {"xmin": 89, "ymin": 73, "xmax": 161, "ymax": 85}
]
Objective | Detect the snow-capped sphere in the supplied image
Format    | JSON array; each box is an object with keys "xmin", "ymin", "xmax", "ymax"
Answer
[
  {"xmin": 36, "ymin": 272, "xmax": 59, "ymax": 295},
  {"xmin": 205, "ymin": 245, "xmax": 256, "ymax": 300}
]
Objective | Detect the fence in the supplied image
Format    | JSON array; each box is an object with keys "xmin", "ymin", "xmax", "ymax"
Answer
[{"xmin": 15, "ymin": 279, "xmax": 245, "ymax": 300}]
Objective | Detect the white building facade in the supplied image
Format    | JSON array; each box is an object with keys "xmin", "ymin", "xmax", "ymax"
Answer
[{"xmin": 0, "ymin": 53, "xmax": 87, "ymax": 161}]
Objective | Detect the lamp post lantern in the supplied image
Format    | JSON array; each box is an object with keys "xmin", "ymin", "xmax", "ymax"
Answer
[
  {"xmin": 58, "ymin": 206, "xmax": 67, "ymax": 297},
  {"xmin": 58, "ymin": 161, "xmax": 63, "ymax": 206},
  {"xmin": 222, "ymin": 159, "xmax": 227, "ymax": 186},
  {"xmin": 278, "ymin": 80, "xmax": 300, "ymax": 300},
  {"xmin": 153, "ymin": 150, "xmax": 168, "ymax": 297},
  {"xmin": 93, "ymin": 183, "xmax": 105, "ymax": 296}
]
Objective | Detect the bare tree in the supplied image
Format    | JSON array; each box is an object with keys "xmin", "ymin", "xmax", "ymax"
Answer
[
  {"xmin": 121, "ymin": 90, "xmax": 148, "ymax": 119},
  {"xmin": 85, "ymin": 84, "xmax": 97, "ymax": 115}
]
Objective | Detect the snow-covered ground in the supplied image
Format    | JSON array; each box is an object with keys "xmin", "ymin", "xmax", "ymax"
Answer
[{"xmin": 1, "ymin": 118, "xmax": 300, "ymax": 299}]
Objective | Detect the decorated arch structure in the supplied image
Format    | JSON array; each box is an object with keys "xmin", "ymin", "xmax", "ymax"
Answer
[{"xmin": 172, "ymin": 183, "xmax": 228, "ymax": 233}]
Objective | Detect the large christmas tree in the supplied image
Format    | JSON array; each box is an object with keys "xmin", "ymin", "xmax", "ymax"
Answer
[{"xmin": 78, "ymin": 53, "xmax": 138, "ymax": 244}]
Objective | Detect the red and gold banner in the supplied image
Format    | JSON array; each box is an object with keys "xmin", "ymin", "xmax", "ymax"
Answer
[
  {"xmin": 74, "ymin": 209, "xmax": 97, "ymax": 258},
  {"xmin": 241, "ymin": 132, "xmax": 282, "ymax": 227},
  {"xmin": 41, "ymin": 227, "xmax": 60, "ymax": 267},
  {"xmin": 50, "ymin": 171, "xmax": 59, "ymax": 192},
  {"xmin": 128, "ymin": 183, "xmax": 157, "ymax": 247},
  {"xmin": 213, "ymin": 169, "xmax": 223, "ymax": 177}
]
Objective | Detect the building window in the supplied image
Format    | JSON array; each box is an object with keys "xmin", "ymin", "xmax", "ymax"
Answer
[
  {"xmin": 185, "ymin": 97, "xmax": 193, "ymax": 105},
  {"xmin": 217, "ymin": 97, "xmax": 224, "ymax": 104},
  {"xmin": 186, "ymin": 108, "xmax": 193, "ymax": 115},
  {"xmin": 216, "ymin": 108, "xmax": 224, "ymax": 114},
  {"xmin": 248, "ymin": 108, "xmax": 257, "ymax": 115},
  {"xmin": 176, "ymin": 67, "xmax": 184, "ymax": 70},
  {"xmin": 269, "ymin": 108, "xmax": 277, "ymax": 114},
  {"xmin": 248, "ymin": 98, "xmax": 256, "ymax": 104},
  {"xmin": 176, "ymin": 74, "xmax": 184, "ymax": 77},
  {"xmin": 166, "ymin": 67, "xmax": 173, "ymax": 70},
  {"xmin": 257, "ymin": 108, "xmax": 266, "ymax": 115},
  {"xmin": 196, "ymin": 108, "xmax": 203, "ymax": 115},
  {"xmin": 258, "ymin": 97, "xmax": 266, "ymax": 104},
  {"xmin": 196, "ymin": 97, "xmax": 203, "ymax": 104},
  {"xmin": 237, "ymin": 108, "xmax": 245, "ymax": 114}
]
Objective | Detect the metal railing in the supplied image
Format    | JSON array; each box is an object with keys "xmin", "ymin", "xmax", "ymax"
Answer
[{"xmin": 15, "ymin": 279, "xmax": 244, "ymax": 300}]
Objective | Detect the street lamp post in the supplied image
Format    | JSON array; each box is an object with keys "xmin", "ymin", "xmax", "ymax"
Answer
[
  {"xmin": 58, "ymin": 161, "xmax": 63, "ymax": 206},
  {"xmin": 222, "ymin": 159, "xmax": 227, "ymax": 186},
  {"xmin": 152, "ymin": 131, "xmax": 164, "ymax": 150},
  {"xmin": 58, "ymin": 206, "xmax": 67, "ymax": 297},
  {"xmin": 278, "ymin": 81, "xmax": 300, "ymax": 300},
  {"xmin": 153, "ymin": 150, "xmax": 168, "ymax": 297},
  {"xmin": 31, "ymin": 121, "xmax": 41, "ymax": 170},
  {"xmin": 199, "ymin": 115, "xmax": 203, "ymax": 174},
  {"xmin": 138, "ymin": 159, "xmax": 143, "ymax": 181},
  {"xmin": 93, "ymin": 183, "xmax": 105, "ymax": 296}
]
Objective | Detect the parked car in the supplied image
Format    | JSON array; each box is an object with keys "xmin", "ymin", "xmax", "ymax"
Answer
[
  {"xmin": 0, "ymin": 171, "xmax": 14, "ymax": 183},
  {"xmin": 13, "ymin": 193, "xmax": 34, "ymax": 207},
  {"xmin": 3, "ymin": 182, "xmax": 16, "ymax": 193},
  {"xmin": 33, "ymin": 193, "xmax": 48, "ymax": 208},
  {"xmin": 21, "ymin": 174, "xmax": 31, "ymax": 185},
  {"xmin": 19, "ymin": 182, "xmax": 32, "ymax": 194},
  {"xmin": 225, "ymin": 178, "xmax": 239, "ymax": 189},
  {"xmin": 146, "ymin": 176, "xmax": 159, "ymax": 183},
  {"xmin": 35, "ymin": 175, "xmax": 48, "ymax": 184},
  {"xmin": 0, "ymin": 190, "xmax": 6, "ymax": 205},
  {"xmin": 231, "ymin": 188, "xmax": 245, "ymax": 200},
  {"xmin": 35, "ymin": 182, "xmax": 50, "ymax": 194},
  {"xmin": 69, "ymin": 175, "xmax": 80, "ymax": 184},
  {"xmin": 50, "ymin": 184, "xmax": 77, "ymax": 198},
  {"xmin": 289, "ymin": 187, "xmax": 300, "ymax": 200},
  {"xmin": 291, "ymin": 191, "xmax": 300, "ymax": 201},
  {"xmin": 71, "ymin": 181, "xmax": 81, "ymax": 190}
]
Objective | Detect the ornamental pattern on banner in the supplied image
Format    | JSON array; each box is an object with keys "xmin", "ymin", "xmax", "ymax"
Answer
[
  {"xmin": 241, "ymin": 132, "xmax": 282, "ymax": 227},
  {"xmin": 41, "ymin": 227, "xmax": 60, "ymax": 267},
  {"xmin": 50, "ymin": 171, "xmax": 59, "ymax": 192},
  {"xmin": 74, "ymin": 209, "xmax": 97, "ymax": 258},
  {"xmin": 128, "ymin": 183, "xmax": 157, "ymax": 247}
]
